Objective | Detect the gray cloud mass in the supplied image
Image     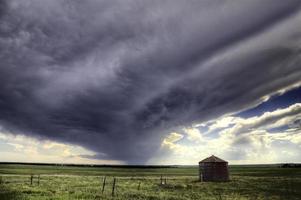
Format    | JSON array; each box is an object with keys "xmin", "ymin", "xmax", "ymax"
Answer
[{"xmin": 0, "ymin": 0, "xmax": 301, "ymax": 163}]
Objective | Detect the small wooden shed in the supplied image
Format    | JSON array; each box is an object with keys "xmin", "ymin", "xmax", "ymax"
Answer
[{"xmin": 199, "ymin": 155, "xmax": 229, "ymax": 182}]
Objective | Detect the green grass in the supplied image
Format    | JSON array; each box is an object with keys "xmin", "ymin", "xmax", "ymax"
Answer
[
  {"xmin": 0, "ymin": 164, "xmax": 198, "ymax": 176},
  {"xmin": 0, "ymin": 164, "xmax": 300, "ymax": 200}
]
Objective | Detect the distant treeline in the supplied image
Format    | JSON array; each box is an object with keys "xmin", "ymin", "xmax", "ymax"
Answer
[
  {"xmin": 0, "ymin": 162, "xmax": 180, "ymax": 168},
  {"xmin": 280, "ymin": 163, "xmax": 301, "ymax": 168}
]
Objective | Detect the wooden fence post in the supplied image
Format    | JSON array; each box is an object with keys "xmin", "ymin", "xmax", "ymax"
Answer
[
  {"xmin": 160, "ymin": 175, "xmax": 162, "ymax": 185},
  {"xmin": 102, "ymin": 176, "xmax": 106, "ymax": 194},
  {"xmin": 112, "ymin": 178, "xmax": 116, "ymax": 197},
  {"xmin": 30, "ymin": 175, "xmax": 33, "ymax": 186},
  {"xmin": 38, "ymin": 175, "xmax": 40, "ymax": 186},
  {"xmin": 138, "ymin": 182, "xmax": 141, "ymax": 190},
  {"xmin": 0, "ymin": 176, "xmax": 2, "ymax": 185}
]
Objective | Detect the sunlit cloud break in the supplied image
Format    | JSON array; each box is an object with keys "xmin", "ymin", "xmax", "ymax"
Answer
[
  {"xmin": 0, "ymin": 0, "xmax": 301, "ymax": 164},
  {"xmin": 153, "ymin": 103, "xmax": 301, "ymax": 165}
]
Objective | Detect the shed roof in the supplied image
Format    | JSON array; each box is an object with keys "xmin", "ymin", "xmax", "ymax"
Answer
[{"xmin": 199, "ymin": 155, "xmax": 227, "ymax": 163}]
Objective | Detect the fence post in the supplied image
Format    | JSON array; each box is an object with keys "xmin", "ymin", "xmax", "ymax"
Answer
[
  {"xmin": 38, "ymin": 175, "xmax": 40, "ymax": 186},
  {"xmin": 165, "ymin": 178, "xmax": 167, "ymax": 185},
  {"xmin": 102, "ymin": 176, "xmax": 106, "ymax": 194},
  {"xmin": 0, "ymin": 176, "xmax": 2, "ymax": 185},
  {"xmin": 160, "ymin": 175, "xmax": 162, "ymax": 185},
  {"xmin": 112, "ymin": 178, "xmax": 116, "ymax": 197},
  {"xmin": 30, "ymin": 175, "xmax": 34, "ymax": 186},
  {"xmin": 138, "ymin": 182, "xmax": 141, "ymax": 190}
]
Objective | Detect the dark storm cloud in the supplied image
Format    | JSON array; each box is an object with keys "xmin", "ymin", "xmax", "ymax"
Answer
[{"xmin": 0, "ymin": 0, "xmax": 301, "ymax": 163}]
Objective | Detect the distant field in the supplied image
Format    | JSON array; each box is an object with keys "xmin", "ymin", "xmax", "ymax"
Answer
[{"xmin": 0, "ymin": 164, "xmax": 300, "ymax": 200}]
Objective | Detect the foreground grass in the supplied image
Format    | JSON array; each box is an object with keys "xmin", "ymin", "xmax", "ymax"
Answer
[{"xmin": 0, "ymin": 164, "xmax": 300, "ymax": 200}]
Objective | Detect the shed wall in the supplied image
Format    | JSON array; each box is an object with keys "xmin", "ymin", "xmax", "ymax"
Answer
[{"xmin": 199, "ymin": 162, "xmax": 229, "ymax": 182}]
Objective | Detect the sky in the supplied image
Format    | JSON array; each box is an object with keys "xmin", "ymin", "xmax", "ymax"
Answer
[{"xmin": 0, "ymin": 0, "xmax": 301, "ymax": 165}]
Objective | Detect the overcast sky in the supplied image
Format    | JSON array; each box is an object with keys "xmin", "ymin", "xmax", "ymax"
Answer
[{"xmin": 0, "ymin": 0, "xmax": 301, "ymax": 164}]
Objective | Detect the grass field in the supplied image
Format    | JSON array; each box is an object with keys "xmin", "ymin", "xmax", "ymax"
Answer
[{"xmin": 0, "ymin": 164, "xmax": 300, "ymax": 200}]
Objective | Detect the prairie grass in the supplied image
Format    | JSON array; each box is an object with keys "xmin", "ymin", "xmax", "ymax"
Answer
[{"xmin": 0, "ymin": 164, "xmax": 300, "ymax": 200}]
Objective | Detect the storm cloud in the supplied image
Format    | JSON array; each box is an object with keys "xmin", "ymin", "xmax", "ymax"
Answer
[{"xmin": 0, "ymin": 0, "xmax": 301, "ymax": 163}]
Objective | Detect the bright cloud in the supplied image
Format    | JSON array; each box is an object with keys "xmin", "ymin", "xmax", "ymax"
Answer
[{"xmin": 151, "ymin": 103, "xmax": 301, "ymax": 165}]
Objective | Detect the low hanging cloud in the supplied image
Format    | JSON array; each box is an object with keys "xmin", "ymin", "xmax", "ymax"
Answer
[{"xmin": 0, "ymin": 0, "xmax": 301, "ymax": 163}]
